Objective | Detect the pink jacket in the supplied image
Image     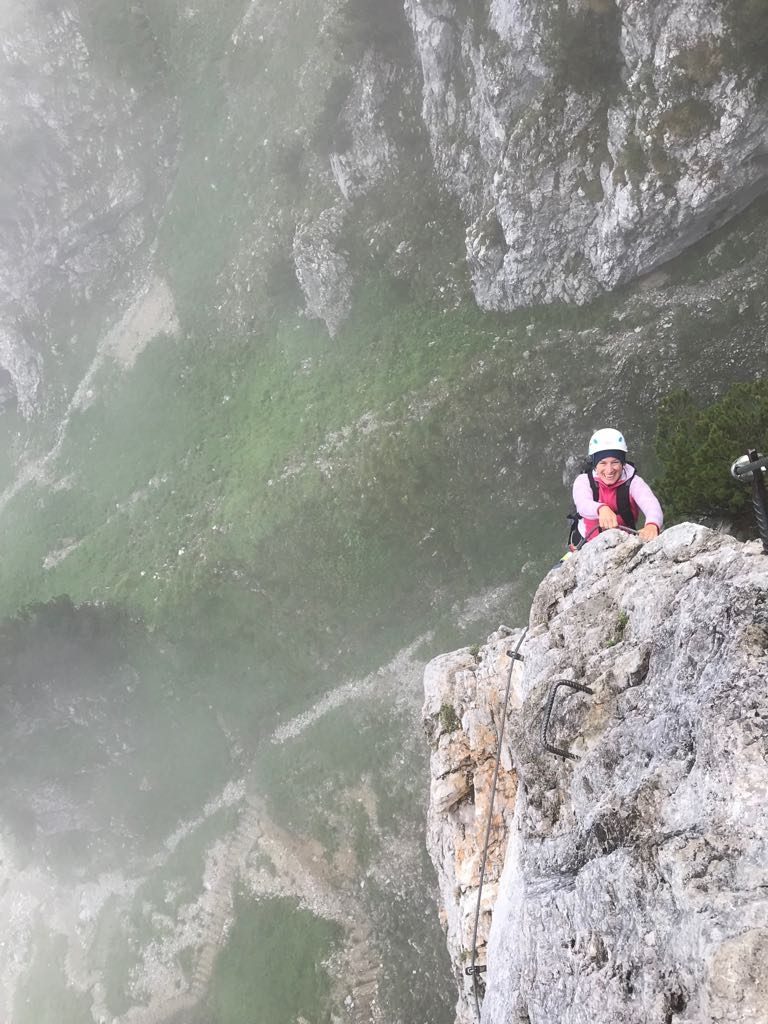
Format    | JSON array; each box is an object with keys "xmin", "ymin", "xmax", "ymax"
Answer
[{"xmin": 572, "ymin": 464, "xmax": 664, "ymax": 539}]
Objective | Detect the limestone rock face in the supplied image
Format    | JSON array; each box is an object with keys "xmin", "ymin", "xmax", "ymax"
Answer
[
  {"xmin": 5, "ymin": 0, "xmax": 768, "ymax": 352},
  {"xmin": 404, "ymin": 0, "xmax": 768, "ymax": 309},
  {"xmin": 426, "ymin": 524, "xmax": 768, "ymax": 1024},
  {"xmin": 295, "ymin": 44, "xmax": 437, "ymax": 334},
  {"xmin": 423, "ymin": 630, "xmax": 526, "ymax": 1024},
  {"xmin": 296, "ymin": 0, "xmax": 768, "ymax": 331}
]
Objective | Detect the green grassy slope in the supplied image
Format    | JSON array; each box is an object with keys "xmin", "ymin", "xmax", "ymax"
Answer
[
  {"xmin": 2, "ymin": 0, "xmax": 768, "ymax": 725},
  {"xmin": 2, "ymin": 190, "xmax": 767, "ymax": 730}
]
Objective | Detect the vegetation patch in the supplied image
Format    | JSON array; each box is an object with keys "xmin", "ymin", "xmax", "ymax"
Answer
[
  {"xmin": 543, "ymin": 0, "xmax": 623, "ymax": 96},
  {"xmin": 673, "ymin": 40, "xmax": 725, "ymax": 88},
  {"xmin": 205, "ymin": 893, "xmax": 341, "ymax": 1024},
  {"xmin": 439, "ymin": 702, "xmax": 462, "ymax": 734},
  {"xmin": 605, "ymin": 610, "xmax": 629, "ymax": 648},
  {"xmin": 77, "ymin": 0, "xmax": 170, "ymax": 89},
  {"xmin": 723, "ymin": 0, "xmax": 768, "ymax": 80},
  {"xmin": 658, "ymin": 98, "xmax": 717, "ymax": 140},
  {"xmin": 653, "ymin": 380, "xmax": 768, "ymax": 532},
  {"xmin": 14, "ymin": 932, "xmax": 92, "ymax": 1024}
]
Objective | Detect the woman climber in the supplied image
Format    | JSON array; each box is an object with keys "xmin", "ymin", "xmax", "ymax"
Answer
[{"xmin": 572, "ymin": 428, "xmax": 663, "ymax": 544}]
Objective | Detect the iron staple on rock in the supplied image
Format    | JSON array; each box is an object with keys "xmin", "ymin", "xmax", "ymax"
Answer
[{"xmin": 541, "ymin": 679, "xmax": 595, "ymax": 761}]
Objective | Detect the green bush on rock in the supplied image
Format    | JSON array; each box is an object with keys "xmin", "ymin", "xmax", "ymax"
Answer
[
  {"xmin": 653, "ymin": 381, "xmax": 768, "ymax": 532},
  {"xmin": 439, "ymin": 703, "xmax": 461, "ymax": 734}
]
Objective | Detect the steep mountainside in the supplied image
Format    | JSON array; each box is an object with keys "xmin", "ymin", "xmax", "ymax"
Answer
[
  {"xmin": 425, "ymin": 525, "xmax": 768, "ymax": 1024},
  {"xmin": 2, "ymin": 0, "xmax": 767, "ymax": 408},
  {"xmin": 0, "ymin": 4, "xmax": 767, "ymax": 1021},
  {"xmin": 0, "ymin": 1, "xmax": 177, "ymax": 415}
]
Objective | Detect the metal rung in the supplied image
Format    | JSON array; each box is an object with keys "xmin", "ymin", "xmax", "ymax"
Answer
[{"xmin": 541, "ymin": 679, "xmax": 594, "ymax": 760}]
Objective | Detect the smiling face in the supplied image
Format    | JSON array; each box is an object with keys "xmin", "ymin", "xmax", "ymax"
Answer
[{"xmin": 594, "ymin": 457, "xmax": 624, "ymax": 485}]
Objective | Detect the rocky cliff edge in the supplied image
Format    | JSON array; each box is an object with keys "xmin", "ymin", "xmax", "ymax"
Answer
[{"xmin": 424, "ymin": 523, "xmax": 768, "ymax": 1024}]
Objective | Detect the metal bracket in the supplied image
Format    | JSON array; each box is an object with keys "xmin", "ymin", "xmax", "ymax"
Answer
[
  {"xmin": 731, "ymin": 451, "xmax": 768, "ymax": 481},
  {"xmin": 464, "ymin": 964, "xmax": 487, "ymax": 976},
  {"xmin": 731, "ymin": 450, "xmax": 768, "ymax": 554},
  {"xmin": 507, "ymin": 650, "xmax": 525, "ymax": 662},
  {"xmin": 541, "ymin": 679, "xmax": 594, "ymax": 760}
]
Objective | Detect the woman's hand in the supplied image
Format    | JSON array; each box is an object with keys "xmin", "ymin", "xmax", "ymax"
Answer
[
  {"xmin": 598, "ymin": 505, "xmax": 619, "ymax": 530},
  {"xmin": 638, "ymin": 523, "xmax": 660, "ymax": 542}
]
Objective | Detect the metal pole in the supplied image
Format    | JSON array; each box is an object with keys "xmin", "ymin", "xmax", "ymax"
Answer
[{"xmin": 748, "ymin": 449, "xmax": 768, "ymax": 553}]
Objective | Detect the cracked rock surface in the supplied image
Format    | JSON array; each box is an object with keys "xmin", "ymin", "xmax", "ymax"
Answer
[
  {"xmin": 425, "ymin": 524, "xmax": 768, "ymax": 1024},
  {"xmin": 404, "ymin": 0, "xmax": 768, "ymax": 309}
]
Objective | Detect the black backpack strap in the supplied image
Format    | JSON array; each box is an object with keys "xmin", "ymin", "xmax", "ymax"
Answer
[
  {"xmin": 566, "ymin": 511, "xmax": 582, "ymax": 547},
  {"xmin": 587, "ymin": 468, "xmax": 599, "ymax": 501},
  {"xmin": 616, "ymin": 479, "xmax": 637, "ymax": 530}
]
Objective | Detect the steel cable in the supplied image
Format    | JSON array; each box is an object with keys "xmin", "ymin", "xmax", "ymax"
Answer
[{"xmin": 466, "ymin": 626, "xmax": 528, "ymax": 1021}]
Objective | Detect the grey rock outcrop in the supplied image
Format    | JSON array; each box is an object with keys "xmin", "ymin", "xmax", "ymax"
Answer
[
  {"xmin": 405, "ymin": 0, "xmax": 768, "ymax": 309},
  {"xmin": 282, "ymin": 0, "xmax": 768, "ymax": 332},
  {"xmin": 6, "ymin": 0, "xmax": 767, "ymax": 353},
  {"xmin": 293, "ymin": 202, "xmax": 354, "ymax": 337},
  {"xmin": 329, "ymin": 52, "xmax": 404, "ymax": 202},
  {"xmin": 295, "ymin": 44, "xmax": 435, "ymax": 334},
  {"xmin": 425, "ymin": 524, "xmax": 768, "ymax": 1024}
]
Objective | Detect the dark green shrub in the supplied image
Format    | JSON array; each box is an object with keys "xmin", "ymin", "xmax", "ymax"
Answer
[
  {"xmin": 334, "ymin": 0, "xmax": 413, "ymax": 64},
  {"xmin": 658, "ymin": 99, "xmax": 717, "ymax": 140},
  {"xmin": 653, "ymin": 381, "xmax": 768, "ymax": 531},
  {"xmin": 543, "ymin": 0, "xmax": 622, "ymax": 96},
  {"xmin": 439, "ymin": 702, "xmax": 461, "ymax": 734},
  {"xmin": 723, "ymin": 0, "xmax": 768, "ymax": 75},
  {"xmin": 673, "ymin": 40, "xmax": 725, "ymax": 87}
]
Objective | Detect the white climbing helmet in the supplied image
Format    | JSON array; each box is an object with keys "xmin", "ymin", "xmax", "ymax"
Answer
[{"xmin": 588, "ymin": 428, "xmax": 628, "ymax": 457}]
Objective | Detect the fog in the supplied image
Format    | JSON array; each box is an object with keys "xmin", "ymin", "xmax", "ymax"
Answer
[{"xmin": 1, "ymin": 1, "xmax": 767, "ymax": 1022}]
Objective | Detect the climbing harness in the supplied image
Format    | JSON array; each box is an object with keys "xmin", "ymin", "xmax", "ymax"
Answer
[
  {"xmin": 560, "ymin": 523, "xmax": 638, "ymax": 563},
  {"xmin": 561, "ymin": 523, "xmax": 600, "ymax": 560},
  {"xmin": 541, "ymin": 679, "xmax": 594, "ymax": 760},
  {"xmin": 464, "ymin": 626, "xmax": 528, "ymax": 1020},
  {"xmin": 731, "ymin": 449, "xmax": 768, "ymax": 554}
]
